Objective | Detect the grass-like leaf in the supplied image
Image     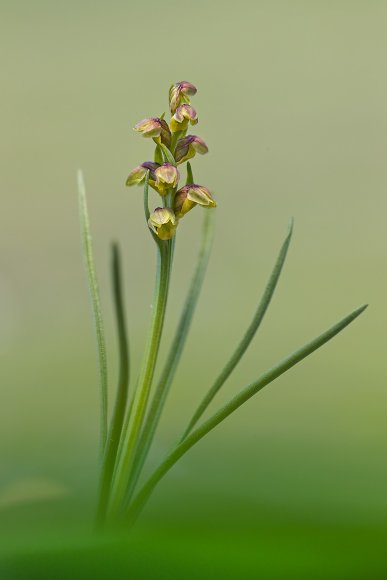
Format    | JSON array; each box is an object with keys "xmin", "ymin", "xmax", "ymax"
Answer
[
  {"xmin": 96, "ymin": 243, "xmax": 130, "ymax": 526},
  {"xmin": 122, "ymin": 209, "xmax": 216, "ymax": 506},
  {"xmin": 78, "ymin": 169, "xmax": 108, "ymax": 456},
  {"xmin": 125, "ymin": 303, "xmax": 367, "ymax": 524},
  {"xmin": 181, "ymin": 220, "xmax": 293, "ymax": 440}
]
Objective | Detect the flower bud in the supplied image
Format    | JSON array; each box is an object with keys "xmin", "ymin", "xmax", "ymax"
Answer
[
  {"xmin": 126, "ymin": 161, "xmax": 159, "ymax": 188},
  {"xmin": 148, "ymin": 207, "xmax": 178, "ymax": 240},
  {"xmin": 169, "ymin": 81, "xmax": 197, "ymax": 114},
  {"xmin": 174, "ymin": 135, "xmax": 209, "ymax": 165},
  {"xmin": 170, "ymin": 104, "xmax": 198, "ymax": 133},
  {"xmin": 154, "ymin": 163, "xmax": 180, "ymax": 196},
  {"xmin": 174, "ymin": 184, "xmax": 216, "ymax": 218},
  {"xmin": 134, "ymin": 117, "xmax": 171, "ymax": 148}
]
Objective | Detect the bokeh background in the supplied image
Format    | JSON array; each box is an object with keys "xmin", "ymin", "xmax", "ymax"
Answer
[{"xmin": 1, "ymin": 1, "xmax": 387, "ymax": 578}]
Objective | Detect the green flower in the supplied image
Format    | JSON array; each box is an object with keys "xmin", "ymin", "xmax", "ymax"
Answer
[
  {"xmin": 134, "ymin": 117, "xmax": 171, "ymax": 148},
  {"xmin": 154, "ymin": 163, "xmax": 180, "ymax": 196},
  {"xmin": 174, "ymin": 184, "xmax": 216, "ymax": 218},
  {"xmin": 169, "ymin": 81, "xmax": 197, "ymax": 114},
  {"xmin": 174, "ymin": 135, "xmax": 209, "ymax": 165},
  {"xmin": 170, "ymin": 104, "xmax": 198, "ymax": 133},
  {"xmin": 148, "ymin": 207, "xmax": 178, "ymax": 240},
  {"xmin": 125, "ymin": 161, "xmax": 159, "ymax": 189}
]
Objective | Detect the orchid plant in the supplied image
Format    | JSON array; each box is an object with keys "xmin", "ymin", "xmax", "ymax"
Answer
[{"xmin": 78, "ymin": 81, "xmax": 367, "ymax": 529}]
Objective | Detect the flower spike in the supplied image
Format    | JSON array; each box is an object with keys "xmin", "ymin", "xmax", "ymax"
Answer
[
  {"xmin": 134, "ymin": 118, "xmax": 171, "ymax": 148},
  {"xmin": 148, "ymin": 207, "xmax": 178, "ymax": 240},
  {"xmin": 169, "ymin": 81, "xmax": 197, "ymax": 114},
  {"xmin": 174, "ymin": 184, "xmax": 216, "ymax": 218},
  {"xmin": 174, "ymin": 135, "xmax": 209, "ymax": 165}
]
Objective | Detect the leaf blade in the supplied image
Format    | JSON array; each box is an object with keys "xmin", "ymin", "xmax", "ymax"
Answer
[
  {"xmin": 181, "ymin": 220, "xmax": 294, "ymax": 440},
  {"xmin": 126, "ymin": 303, "xmax": 367, "ymax": 524},
  {"xmin": 78, "ymin": 169, "xmax": 108, "ymax": 456},
  {"xmin": 96, "ymin": 243, "xmax": 130, "ymax": 526}
]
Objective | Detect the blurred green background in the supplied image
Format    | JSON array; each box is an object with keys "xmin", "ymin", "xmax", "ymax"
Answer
[{"xmin": 1, "ymin": 0, "xmax": 387, "ymax": 578}]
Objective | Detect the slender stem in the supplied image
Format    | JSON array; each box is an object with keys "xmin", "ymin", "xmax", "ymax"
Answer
[
  {"xmin": 110, "ymin": 239, "xmax": 172, "ymax": 516},
  {"xmin": 125, "ymin": 304, "xmax": 367, "ymax": 525},
  {"xmin": 78, "ymin": 170, "xmax": 108, "ymax": 457},
  {"xmin": 122, "ymin": 210, "xmax": 215, "ymax": 505},
  {"xmin": 180, "ymin": 220, "xmax": 293, "ymax": 440},
  {"xmin": 95, "ymin": 243, "xmax": 130, "ymax": 527}
]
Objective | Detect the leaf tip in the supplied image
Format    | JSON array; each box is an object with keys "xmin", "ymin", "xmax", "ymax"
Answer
[
  {"xmin": 77, "ymin": 169, "xmax": 86, "ymax": 200},
  {"xmin": 287, "ymin": 217, "xmax": 294, "ymax": 236}
]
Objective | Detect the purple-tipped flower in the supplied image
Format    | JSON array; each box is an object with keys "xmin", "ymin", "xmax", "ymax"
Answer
[
  {"xmin": 174, "ymin": 135, "xmax": 209, "ymax": 165},
  {"xmin": 126, "ymin": 161, "xmax": 159, "ymax": 188},
  {"xmin": 174, "ymin": 184, "xmax": 216, "ymax": 218},
  {"xmin": 134, "ymin": 117, "xmax": 171, "ymax": 148},
  {"xmin": 154, "ymin": 163, "xmax": 180, "ymax": 196},
  {"xmin": 148, "ymin": 207, "xmax": 178, "ymax": 240},
  {"xmin": 169, "ymin": 81, "xmax": 197, "ymax": 114},
  {"xmin": 170, "ymin": 104, "xmax": 198, "ymax": 133}
]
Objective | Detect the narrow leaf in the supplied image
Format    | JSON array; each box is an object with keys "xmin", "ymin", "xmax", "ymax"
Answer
[
  {"xmin": 78, "ymin": 169, "xmax": 108, "ymax": 456},
  {"xmin": 126, "ymin": 304, "xmax": 367, "ymax": 524},
  {"xmin": 96, "ymin": 243, "xmax": 130, "ymax": 526},
  {"xmin": 181, "ymin": 220, "xmax": 293, "ymax": 440}
]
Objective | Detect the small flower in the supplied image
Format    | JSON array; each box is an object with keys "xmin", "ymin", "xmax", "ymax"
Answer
[
  {"xmin": 134, "ymin": 117, "xmax": 171, "ymax": 148},
  {"xmin": 169, "ymin": 81, "xmax": 197, "ymax": 114},
  {"xmin": 170, "ymin": 104, "xmax": 198, "ymax": 133},
  {"xmin": 148, "ymin": 207, "xmax": 178, "ymax": 240},
  {"xmin": 154, "ymin": 163, "xmax": 180, "ymax": 196},
  {"xmin": 174, "ymin": 135, "xmax": 209, "ymax": 165},
  {"xmin": 126, "ymin": 161, "xmax": 159, "ymax": 188},
  {"xmin": 174, "ymin": 184, "xmax": 216, "ymax": 218}
]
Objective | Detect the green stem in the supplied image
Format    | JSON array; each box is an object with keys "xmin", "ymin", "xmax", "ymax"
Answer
[
  {"xmin": 122, "ymin": 211, "xmax": 215, "ymax": 505},
  {"xmin": 95, "ymin": 243, "xmax": 130, "ymax": 528},
  {"xmin": 125, "ymin": 304, "xmax": 367, "ymax": 525},
  {"xmin": 110, "ymin": 239, "xmax": 172, "ymax": 516}
]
